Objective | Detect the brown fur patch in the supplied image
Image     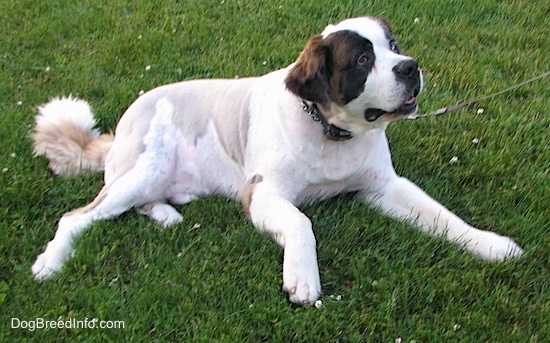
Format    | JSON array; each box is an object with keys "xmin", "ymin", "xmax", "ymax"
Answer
[
  {"xmin": 285, "ymin": 35, "xmax": 331, "ymax": 107},
  {"xmin": 285, "ymin": 31, "xmax": 376, "ymax": 109},
  {"xmin": 64, "ymin": 186, "xmax": 108, "ymax": 217},
  {"xmin": 32, "ymin": 121, "xmax": 113, "ymax": 176},
  {"xmin": 240, "ymin": 174, "xmax": 263, "ymax": 218}
]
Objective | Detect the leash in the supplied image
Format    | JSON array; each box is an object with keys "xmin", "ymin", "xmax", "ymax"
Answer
[{"xmin": 408, "ymin": 71, "xmax": 550, "ymax": 120}]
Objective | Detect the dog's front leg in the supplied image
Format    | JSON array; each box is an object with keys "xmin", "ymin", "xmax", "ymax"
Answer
[
  {"xmin": 358, "ymin": 176, "xmax": 523, "ymax": 260},
  {"xmin": 245, "ymin": 181, "xmax": 321, "ymax": 304}
]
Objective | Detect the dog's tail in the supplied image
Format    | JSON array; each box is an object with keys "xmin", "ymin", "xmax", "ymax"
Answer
[{"xmin": 32, "ymin": 96, "xmax": 114, "ymax": 176}]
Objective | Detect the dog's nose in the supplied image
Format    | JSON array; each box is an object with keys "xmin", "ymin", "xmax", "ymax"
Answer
[{"xmin": 393, "ymin": 59, "xmax": 419, "ymax": 79}]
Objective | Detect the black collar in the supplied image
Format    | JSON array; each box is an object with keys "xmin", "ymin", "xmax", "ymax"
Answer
[{"xmin": 299, "ymin": 100, "xmax": 353, "ymax": 141}]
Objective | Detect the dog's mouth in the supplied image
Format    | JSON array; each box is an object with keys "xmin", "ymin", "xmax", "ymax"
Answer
[
  {"xmin": 395, "ymin": 94, "xmax": 419, "ymax": 115},
  {"xmin": 364, "ymin": 91, "xmax": 419, "ymax": 122}
]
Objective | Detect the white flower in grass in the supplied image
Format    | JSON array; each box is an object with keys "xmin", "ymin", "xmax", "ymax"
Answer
[
  {"xmin": 314, "ymin": 299, "xmax": 323, "ymax": 308},
  {"xmin": 449, "ymin": 156, "xmax": 459, "ymax": 164},
  {"xmin": 2, "ymin": 168, "xmax": 8, "ymax": 173},
  {"xmin": 453, "ymin": 323, "xmax": 461, "ymax": 331},
  {"xmin": 414, "ymin": 17, "xmax": 420, "ymax": 23},
  {"xmin": 395, "ymin": 337, "xmax": 403, "ymax": 343},
  {"xmin": 476, "ymin": 108, "xmax": 485, "ymax": 114},
  {"xmin": 472, "ymin": 138, "xmax": 480, "ymax": 144},
  {"xmin": 16, "ymin": 101, "xmax": 22, "ymax": 106},
  {"xmin": 145, "ymin": 65, "xmax": 151, "ymax": 71},
  {"xmin": 138, "ymin": 90, "xmax": 145, "ymax": 96}
]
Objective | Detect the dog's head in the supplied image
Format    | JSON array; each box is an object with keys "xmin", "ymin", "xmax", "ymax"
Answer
[{"xmin": 286, "ymin": 17, "xmax": 423, "ymax": 124}]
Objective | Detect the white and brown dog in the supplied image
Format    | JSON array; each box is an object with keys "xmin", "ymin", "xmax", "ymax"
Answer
[{"xmin": 32, "ymin": 17, "xmax": 523, "ymax": 304}]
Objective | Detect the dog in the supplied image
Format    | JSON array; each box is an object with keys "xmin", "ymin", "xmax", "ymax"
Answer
[{"xmin": 31, "ymin": 17, "xmax": 523, "ymax": 305}]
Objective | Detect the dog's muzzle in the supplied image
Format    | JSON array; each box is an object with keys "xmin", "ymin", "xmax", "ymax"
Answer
[{"xmin": 364, "ymin": 59, "xmax": 422, "ymax": 122}]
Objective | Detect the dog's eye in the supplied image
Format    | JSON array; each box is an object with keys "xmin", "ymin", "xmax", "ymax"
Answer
[
  {"xmin": 357, "ymin": 54, "xmax": 369, "ymax": 65},
  {"xmin": 389, "ymin": 40, "xmax": 400, "ymax": 54}
]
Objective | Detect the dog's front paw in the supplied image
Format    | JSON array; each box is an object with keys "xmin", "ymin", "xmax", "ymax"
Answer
[
  {"xmin": 467, "ymin": 231, "xmax": 523, "ymax": 261},
  {"xmin": 31, "ymin": 242, "xmax": 73, "ymax": 280},
  {"xmin": 283, "ymin": 270, "xmax": 322, "ymax": 305},
  {"xmin": 282, "ymin": 250, "xmax": 322, "ymax": 305}
]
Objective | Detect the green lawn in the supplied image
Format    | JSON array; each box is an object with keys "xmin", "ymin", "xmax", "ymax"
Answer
[{"xmin": 1, "ymin": 0, "xmax": 549, "ymax": 342}]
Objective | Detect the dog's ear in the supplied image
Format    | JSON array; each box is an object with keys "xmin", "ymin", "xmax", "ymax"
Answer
[{"xmin": 285, "ymin": 35, "xmax": 331, "ymax": 108}]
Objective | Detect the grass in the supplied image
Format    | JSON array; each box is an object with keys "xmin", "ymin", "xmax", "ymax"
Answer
[{"xmin": 1, "ymin": 0, "xmax": 549, "ymax": 341}]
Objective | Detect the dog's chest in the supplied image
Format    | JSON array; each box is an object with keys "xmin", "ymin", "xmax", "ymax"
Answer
[{"xmin": 287, "ymin": 130, "xmax": 394, "ymax": 203}]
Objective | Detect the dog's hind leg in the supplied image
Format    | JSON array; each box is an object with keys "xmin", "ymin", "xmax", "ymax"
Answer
[
  {"xmin": 137, "ymin": 202, "xmax": 183, "ymax": 227},
  {"xmin": 32, "ymin": 187, "xmax": 116, "ymax": 280},
  {"xmin": 32, "ymin": 151, "xmax": 178, "ymax": 280},
  {"xmin": 32, "ymin": 172, "xmax": 146, "ymax": 280},
  {"xmin": 32, "ymin": 96, "xmax": 183, "ymax": 280}
]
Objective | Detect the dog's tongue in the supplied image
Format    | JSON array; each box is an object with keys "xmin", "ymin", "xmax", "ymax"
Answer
[
  {"xmin": 404, "ymin": 96, "xmax": 416, "ymax": 105},
  {"xmin": 364, "ymin": 108, "xmax": 386, "ymax": 122}
]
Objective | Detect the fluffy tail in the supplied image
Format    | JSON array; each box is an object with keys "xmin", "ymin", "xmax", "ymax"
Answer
[{"xmin": 32, "ymin": 96, "xmax": 114, "ymax": 176}]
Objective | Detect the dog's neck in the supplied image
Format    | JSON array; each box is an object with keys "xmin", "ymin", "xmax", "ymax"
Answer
[{"xmin": 299, "ymin": 100, "xmax": 353, "ymax": 141}]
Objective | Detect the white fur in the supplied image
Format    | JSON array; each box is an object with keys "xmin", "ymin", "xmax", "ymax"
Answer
[
  {"xmin": 322, "ymin": 17, "xmax": 388, "ymax": 39},
  {"xmin": 32, "ymin": 17, "xmax": 523, "ymax": 304},
  {"xmin": 36, "ymin": 96, "xmax": 100, "ymax": 138}
]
